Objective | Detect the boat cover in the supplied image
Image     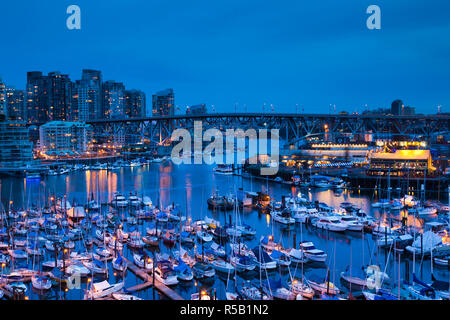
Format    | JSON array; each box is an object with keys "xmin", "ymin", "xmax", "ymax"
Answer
[{"xmin": 412, "ymin": 231, "xmax": 442, "ymax": 250}]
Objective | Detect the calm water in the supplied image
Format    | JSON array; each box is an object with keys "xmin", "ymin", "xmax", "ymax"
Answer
[{"xmin": 0, "ymin": 162, "xmax": 447, "ymax": 300}]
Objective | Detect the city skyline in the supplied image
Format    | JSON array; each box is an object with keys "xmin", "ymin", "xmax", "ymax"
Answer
[
  {"xmin": 0, "ymin": 68, "xmax": 446, "ymax": 119},
  {"xmin": 0, "ymin": 1, "xmax": 449, "ymax": 115}
]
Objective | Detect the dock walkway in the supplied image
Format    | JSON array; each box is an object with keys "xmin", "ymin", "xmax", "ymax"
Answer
[{"xmin": 123, "ymin": 257, "xmax": 184, "ymax": 300}]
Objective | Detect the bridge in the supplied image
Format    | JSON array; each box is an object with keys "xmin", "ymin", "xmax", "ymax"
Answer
[{"xmin": 33, "ymin": 113, "xmax": 450, "ymax": 147}]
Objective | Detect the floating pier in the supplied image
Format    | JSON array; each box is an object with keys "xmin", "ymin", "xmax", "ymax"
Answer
[{"xmin": 122, "ymin": 256, "xmax": 184, "ymax": 300}]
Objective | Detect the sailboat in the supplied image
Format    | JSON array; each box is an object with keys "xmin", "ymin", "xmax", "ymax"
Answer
[
  {"xmin": 239, "ymin": 280, "xmax": 272, "ymax": 300},
  {"xmin": 264, "ymin": 279, "xmax": 295, "ymax": 300},
  {"xmin": 31, "ymin": 275, "xmax": 52, "ymax": 290},
  {"xmin": 306, "ymin": 274, "xmax": 340, "ymax": 295},
  {"xmin": 403, "ymin": 274, "xmax": 442, "ymax": 300},
  {"xmin": 112, "ymin": 252, "xmax": 127, "ymax": 272}
]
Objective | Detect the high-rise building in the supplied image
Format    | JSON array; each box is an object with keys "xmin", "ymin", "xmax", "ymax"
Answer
[
  {"xmin": 72, "ymin": 80, "xmax": 101, "ymax": 121},
  {"xmin": 102, "ymin": 81, "xmax": 125, "ymax": 118},
  {"xmin": 125, "ymin": 89, "xmax": 146, "ymax": 118},
  {"xmin": 6, "ymin": 87, "xmax": 25, "ymax": 120},
  {"xmin": 391, "ymin": 100, "xmax": 403, "ymax": 115},
  {"xmin": 0, "ymin": 114, "xmax": 33, "ymax": 166},
  {"xmin": 186, "ymin": 104, "xmax": 207, "ymax": 115},
  {"xmin": 47, "ymin": 71, "xmax": 72, "ymax": 121},
  {"xmin": 39, "ymin": 121, "xmax": 90, "ymax": 156},
  {"xmin": 152, "ymin": 88, "xmax": 174, "ymax": 117},
  {"xmin": 81, "ymin": 69, "xmax": 102, "ymax": 119},
  {"xmin": 26, "ymin": 71, "xmax": 72, "ymax": 123},
  {"xmin": 0, "ymin": 77, "xmax": 7, "ymax": 116}
]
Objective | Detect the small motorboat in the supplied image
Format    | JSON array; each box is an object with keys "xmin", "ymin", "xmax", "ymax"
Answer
[
  {"xmin": 5, "ymin": 281, "xmax": 27, "ymax": 295},
  {"xmin": 210, "ymin": 259, "xmax": 235, "ymax": 274},
  {"xmin": 192, "ymin": 262, "xmax": 216, "ymax": 279},
  {"xmin": 31, "ymin": 275, "xmax": 52, "ymax": 290},
  {"xmin": 191, "ymin": 291, "xmax": 214, "ymax": 300},
  {"xmin": 230, "ymin": 255, "xmax": 256, "ymax": 272},
  {"xmin": 127, "ymin": 233, "xmax": 145, "ymax": 249},
  {"xmin": 95, "ymin": 247, "xmax": 112, "ymax": 258},
  {"xmin": 239, "ymin": 281, "xmax": 271, "ymax": 300},
  {"xmin": 312, "ymin": 216, "xmax": 347, "ymax": 232},
  {"xmin": 298, "ymin": 241, "xmax": 327, "ymax": 262},
  {"xmin": 162, "ymin": 231, "xmax": 176, "ymax": 246},
  {"xmin": 363, "ymin": 288, "xmax": 398, "ymax": 300},
  {"xmin": 174, "ymin": 260, "xmax": 194, "ymax": 281},
  {"xmin": 82, "ymin": 259, "xmax": 108, "ymax": 274},
  {"xmin": 207, "ymin": 193, "xmax": 234, "ymax": 211},
  {"xmin": 179, "ymin": 231, "xmax": 195, "ymax": 244},
  {"xmin": 434, "ymin": 255, "xmax": 450, "ymax": 267},
  {"xmin": 306, "ymin": 274, "xmax": 340, "ymax": 295},
  {"xmin": 288, "ymin": 278, "xmax": 315, "ymax": 299},
  {"xmin": 265, "ymin": 279, "xmax": 296, "ymax": 300},
  {"xmin": 133, "ymin": 253, "xmax": 153, "ymax": 270},
  {"xmin": 0, "ymin": 253, "xmax": 11, "ymax": 264},
  {"xmin": 196, "ymin": 230, "xmax": 213, "ymax": 242},
  {"xmin": 112, "ymin": 293, "xmax": 143, "ymax": 300},
  {"xmin": 65, "ymin": 263, "xmax": 91, "ymax": 277},
  {"xmin": 154, "ymin": 260, "xmax": 179, "ymax": 286},
  {"xmin": 338, "ymin": 215, "xmax": 364, "ymax": 232},
  {"xmin": 7, "ymin": 249, "xmax": 28, "ymax": 259},
  {"xmin": 271, "ymin": 209, "xmax": 295, "ymax": 225},
  {"xmin": 70, "ymin": 251, "xmax": 94, "ymax": 261},
  {"xmin": 287, "ymin": 248, "xmax": 309, "ymax": 264},
  {"xmin": 142, "ymin": 235, "xmax": 159, "ymax": 246},
  {"xmin": 85, "ymin": 280, "xmax": 125, "ymax": 300}
]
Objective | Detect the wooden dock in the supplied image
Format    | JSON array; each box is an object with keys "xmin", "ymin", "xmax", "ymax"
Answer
[
  {"xmin": 123, "ymin": 257, "xmax": 184, "ymax": 300},
  {"xmin": 125, "ymin": 281, "xmax": 153, "ymax": 292}
]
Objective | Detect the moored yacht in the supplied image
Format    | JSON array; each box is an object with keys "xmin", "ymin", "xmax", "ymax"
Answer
[
  {"xmin": 298, "ymin": 241, "xmax": 327, "ymax": 262},
  {"xmin": 312, "ymin": 216, "xmax": 347, "ymax": 232}
]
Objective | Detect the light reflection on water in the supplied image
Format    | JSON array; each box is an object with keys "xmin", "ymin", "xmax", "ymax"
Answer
[{"xmin": 0, "ymin": 162, "xmax": 447, "ymax": 300}]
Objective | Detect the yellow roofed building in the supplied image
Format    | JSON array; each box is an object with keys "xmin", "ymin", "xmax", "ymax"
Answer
[{"xmin": 368, "ymin": 149, "xmax": 435, "ymax": 176}]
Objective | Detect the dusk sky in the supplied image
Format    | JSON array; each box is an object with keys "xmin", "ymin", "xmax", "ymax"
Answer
[{"xmin": 0, "ymin": 0, "xmax": 449, "ymax": 114}]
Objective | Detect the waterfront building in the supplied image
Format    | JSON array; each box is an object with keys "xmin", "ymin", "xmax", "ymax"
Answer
[
  {"xmin": 0, "ymin": 77, "xmax": 6, "ymax": 116},
  {"xmin": 72, "ymin": 79, "xmax": 101, "ymax": 121},
  {"xmin": 102, "ymin": 80, "xmax": 125, "ymax": 118},
  {"xmin": 186, "ymin": 104, "xmax": 207, "ymax": 115},
  {"xmin": 367, "ymin": 149, "xmax": 435, "ymax": 177},
  {"xmin": 26, "ymin": 71, "xmax": 49, "ymax": 123},
  {"xmin": 125, "ymin": 89, "xmax": 146, "ymax": 118},
  {"xmin": 26, "ymin": 71, "xmax": 72, "ymax": 123},
  {"xmin": 0, "ymin": 114, "xmax": 33, "ymax": 166},
  {"xmin": 6, "ymin": 87, "xmax": 26, "ymax": 120},
  {"xmin": 281, "ymin": 142, "xmax": 371, "ymax": 169},
  {"xmin": 39, "ymin": 121, "xmax": 90, "ymax": 157},
  {"xmin": 47, "ymin": 72, "xmax": 72, "ymax": 121},
  {"xmin": 80, "ymin": 69, "xmax": 102, "ymax": 119},
  {"xmin": 152, "ymin": 88, "xmax": 174, "ymax": 116}
]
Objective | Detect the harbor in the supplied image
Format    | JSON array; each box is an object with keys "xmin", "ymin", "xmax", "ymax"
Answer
[{"xmin": 0, "ymin": 159, "xmax": 448, "ymax": 300}]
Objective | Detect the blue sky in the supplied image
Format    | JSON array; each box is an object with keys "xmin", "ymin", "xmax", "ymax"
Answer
[{"xmin": 0, "ymin": 0, "xmax": 449, "ymax": 114}]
